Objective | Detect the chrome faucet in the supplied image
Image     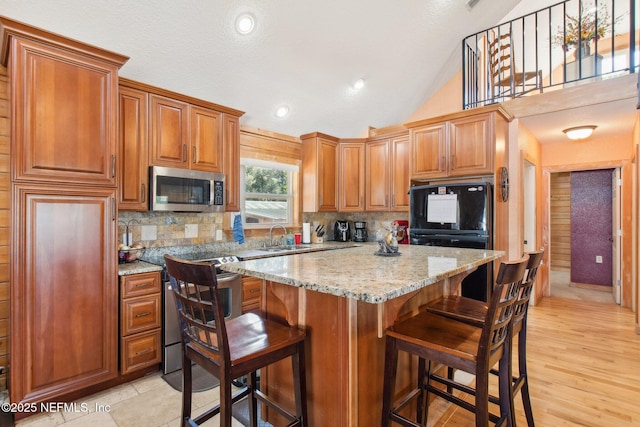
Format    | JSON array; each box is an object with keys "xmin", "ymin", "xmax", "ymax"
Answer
[{"xmin": 269, "ymin": 224, "xmax": 287, "ymax": 246}]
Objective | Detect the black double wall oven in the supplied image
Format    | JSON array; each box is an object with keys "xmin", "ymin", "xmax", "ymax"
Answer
[{"xmin": 410, "ymin": 181, "xmax": 493, "ymax": 302}]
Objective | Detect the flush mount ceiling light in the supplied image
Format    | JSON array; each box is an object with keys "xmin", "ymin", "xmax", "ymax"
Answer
[
  {"xmin": 274, "ymin": 105, "xmax": 290, "ymax": 118},
  {"xmin": 235, "ymin": 14, "xmax": 255, "ymax": 34},
  {"xmin": 352, "ymin": 78, "xmax": 365, "ymax": 91},
  {"xmin": 562, "ymin": 125, "xmax": 597, "ymax": 140}
]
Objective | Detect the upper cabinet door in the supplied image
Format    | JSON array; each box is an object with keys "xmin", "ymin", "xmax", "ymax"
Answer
[
  {"xmin": 338, "ymin": 142, "xmax": 365, "ymax": 212},
  {"xmin": 448, "ymin": 113, "xmax": 493, "ymax": 177},
  {"xmin": 410, "ymin": 123, "xmax": 447, "ymax": 179},
  {"xmin": 223, "ymin": 114, "xmax": 241, "ymax": 212},
  {"xmin": 10, "ymin": 37, "xmax": 120, "ymax": 186},
  {"xmin": 189, "ymin": 105, "xmax": 223, "ymax": 173},
  {"xmin": 118, "ymin": 86, "xmax": 149, "ymax": 210},
  {"xmin": 365, "ymin": 139, "xmax": 390, "ymax": 211},
  {"xmin": 390, "ymin": 135, "xmax": 410, "ymax": 211},
  {"xmin": 318, "ymin": 138, "xmax": 338, "ymax": 212},
  {"xmin": 149, "ymin": 94, "xmax": 189, "ymax": 167},
  {"xmin": 302, "ymin": 133, "xmax": 338, "ymax": 212}
]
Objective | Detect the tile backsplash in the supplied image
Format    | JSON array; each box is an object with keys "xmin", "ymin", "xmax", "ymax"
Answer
[
  {"xmin": 118, "ymin": 211, "xmax": 225, "ymax": 248},
  {"xmin": 118, "ymin": 211, "xmax": 408, "ymax": 249}
]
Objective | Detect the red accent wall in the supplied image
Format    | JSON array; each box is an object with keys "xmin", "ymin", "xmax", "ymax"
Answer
[{"xmin": 570, "ymin": 169, "xmax": 613, "ymax": 286}]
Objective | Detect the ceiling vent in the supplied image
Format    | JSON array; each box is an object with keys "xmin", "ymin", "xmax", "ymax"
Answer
[{"xmin": 466, "ymin": 0, "xmax": 481, "ymax": 9}]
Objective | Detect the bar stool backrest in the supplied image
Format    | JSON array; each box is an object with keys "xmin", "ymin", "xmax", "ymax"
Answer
[
  {"xmin": 511, "ymin": 249, "xmax": 544, "ymax": 333},
  {"xmin": 479, "ymin": 256, "xmax": 529, "ymax": 364},
  {"xmin": 164, "ymin": 254, "xmax": 231, "ymax": 366}
]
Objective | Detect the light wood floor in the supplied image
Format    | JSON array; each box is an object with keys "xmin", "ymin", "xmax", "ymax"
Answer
[{"xmin": 434, "ymin": 297, "xmax": 640, "ymax": 426}]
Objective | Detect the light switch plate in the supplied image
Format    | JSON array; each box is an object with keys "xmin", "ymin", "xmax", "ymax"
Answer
[
  {"xmin": 216, "ymin": 230, "xmax": 223, "ymax": 241},
  {"xmin": 596, "ymin": 255, "xmax": 603, "ymax": 264},
  {"xmin": 185, "ymin": 224, "xmax": 198, "ymax": 238}
]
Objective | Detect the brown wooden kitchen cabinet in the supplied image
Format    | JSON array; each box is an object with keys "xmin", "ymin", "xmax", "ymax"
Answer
[
  {"xmin": 189, "ymin": 104, "xmax": 224, "ymax": 172},
  {"xmin": 149, "ymin": 94, "xmax": 190, "ymax": 168},
  {"xmin": 301, "ymin": 132, "xmax": 339, "ymax": 212},
  {"xmin": 7, "ymin": 26, "xmax": 125, "ymax": 187},
  {"xmin": 338, "ymin": 140, "xmax": 366, "ymax": 212},
  {"xmin": 242, "ymin": 276, "xmax": 263, "ymax": 313},
  {"xmin": 12, "ymin": 184, "xmax": 120, "ymax": 404},
  {"xmin": 365, "ymin": 132, "xmax": 410, "ymax": 212},
  {"xmin": 223, "ymin": 114, "xmax": 241, "ymax": 212},
  {"xmin": 119, "ymin": 78, "xmax": 244, "ymax": 211},
  {"xmin": 118, "ymin": 86, "xmax": 149, "ymax": 211},
  {"xmin": 407, "ymin": 106, "xmax": 513, "ymax": 180},
  {"xmin": 150, "ymin": 94, "xmax": 224, "ymax": 173},
  {"xmin": 120, "ymin": 272, "xmax": 162, "ymax": 375},
  {"xmin": 1, "ymin": 17, "xmax": 128, "ymax": 411}
]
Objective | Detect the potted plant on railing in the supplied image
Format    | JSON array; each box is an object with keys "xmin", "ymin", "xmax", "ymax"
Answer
[{"xmin": 553, "ymin": 3, "xmax": 620, "ymax": 80}]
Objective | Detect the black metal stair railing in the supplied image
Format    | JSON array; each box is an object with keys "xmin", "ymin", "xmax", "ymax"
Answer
[{"xmin": 462, "ymin": 0, "xmax": 639, "ymax": 109}]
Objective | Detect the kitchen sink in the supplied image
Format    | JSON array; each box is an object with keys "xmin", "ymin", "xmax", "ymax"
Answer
[{"xmin": 259, "ymin": 245, "xmax": 311, "ymax": 252}]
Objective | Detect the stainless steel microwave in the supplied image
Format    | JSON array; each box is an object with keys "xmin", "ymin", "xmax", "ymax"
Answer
[{"xmin": 149, "ymin": 166, "xmax": 225, "ymax": 212}]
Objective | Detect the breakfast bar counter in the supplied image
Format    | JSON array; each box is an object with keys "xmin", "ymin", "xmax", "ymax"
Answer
[{"xmin": 221, "ymin": 244, "xmax": 504, "ymax": 426}]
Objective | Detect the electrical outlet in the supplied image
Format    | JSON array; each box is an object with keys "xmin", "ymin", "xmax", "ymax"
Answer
[
  {"xmin": 216, "ymin": 230, "xmax": 223, "ymax": 241},
  {"xmin": 596, "ymin": 255, "xmax": 603, "ymax": 264},
  {"xmin": 185, "ymin": 224, "xmax": 198, "ymax": 238}
]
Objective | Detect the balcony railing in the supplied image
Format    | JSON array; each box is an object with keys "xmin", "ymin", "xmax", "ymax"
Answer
[{"xmin": 462, "ymin": 0, "xmax": 639, "ymax": 109}]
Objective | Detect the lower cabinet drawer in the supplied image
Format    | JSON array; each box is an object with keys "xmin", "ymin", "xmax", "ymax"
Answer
[
  {"xmin": 122, "ymin": 294, "xmax": 161, "ymax": 336},
  {"xmin": 242, "ymin": 276, "xmax": 262, "ymax": 313},
  {"xmin": 121, "ymin": 329, "xmax": 161, "ymax": 375}
]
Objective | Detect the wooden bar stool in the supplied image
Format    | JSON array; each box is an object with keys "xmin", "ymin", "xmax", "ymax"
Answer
[
  {"xmin": 426, "ymin": 250, "xmax": 544, "ymax": 426},
  {"xmin": 164, "ymin": 255, "xmax": 308, "ymax": 427},
  {"xmin": 381, "ymin": 256, "xmax": 529, "ymax": 427}
]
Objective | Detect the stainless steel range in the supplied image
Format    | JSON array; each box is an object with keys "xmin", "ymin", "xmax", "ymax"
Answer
[{"xmin": 141, "ymin": 253, "xmax": 242, "ymax": 375}]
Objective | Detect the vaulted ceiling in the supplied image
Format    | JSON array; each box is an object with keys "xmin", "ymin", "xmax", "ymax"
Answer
[{"xmin": 1, "ymin": 0, "xmax": 550, "ymax": 138}]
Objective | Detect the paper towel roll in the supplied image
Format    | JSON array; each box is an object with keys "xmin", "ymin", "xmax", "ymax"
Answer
[{"xmin": 302, "ymin": 223, "xmax": 311, "ymax": 243}]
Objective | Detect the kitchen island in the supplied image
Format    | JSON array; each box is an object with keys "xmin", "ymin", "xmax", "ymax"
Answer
[{"xmin": 221, "ymin": 244, "xmax": 504, "ymax": 426}]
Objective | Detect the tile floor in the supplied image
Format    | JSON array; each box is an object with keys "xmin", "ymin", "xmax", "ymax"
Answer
[{"xmin": 11, "ymin": 371, "xmax": 245, "ymax": 427}]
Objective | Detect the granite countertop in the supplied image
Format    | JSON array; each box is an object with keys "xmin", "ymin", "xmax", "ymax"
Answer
[
  {"xmin": 118, "ymin": 260, "xmax": 163, "ymax": 276},
  {"xmin": 220, "ymin": 244, "xmax": 505, "ymax": 304}
]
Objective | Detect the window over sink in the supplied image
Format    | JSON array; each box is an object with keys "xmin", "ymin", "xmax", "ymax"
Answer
[{"xmin": 240, "ymin": 158, "xmax": 298, "ymax": 228}]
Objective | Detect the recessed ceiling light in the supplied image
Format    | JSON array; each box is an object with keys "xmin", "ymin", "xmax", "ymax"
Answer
[
  {"xmin": 236, "ymin": 14, "xmax": 255, "ymax": 34},
  {"xmin": 562, "ymin": 125, "xmax": 597, "ymax": 140},
  {"xmin": 352, "ymin": 78, "xmax": 365, "ymax": 90},
  {"xmin": 275, "ymin": 105, "xmax": 290, "ymax": 118}
]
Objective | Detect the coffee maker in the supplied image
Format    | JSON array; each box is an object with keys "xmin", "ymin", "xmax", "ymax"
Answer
[
  {"xmin": 353, "ymin": 221, "xmax": 368, "ymax": 242},
  {"xmin": 334, "ymin": 220, "xmax": 350, "ymax": 242}
]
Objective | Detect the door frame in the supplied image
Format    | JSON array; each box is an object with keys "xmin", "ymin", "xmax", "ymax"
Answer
[
  {"xmin": 613, "ymin": 168, "xmax": 622, "ymax": 304},
  {"xmin": 523, "ymin": 158, "xmax": 537, "ymax": 303},
  {"xmin": 542, "ymin": 164, "xmax": 624, "ymax": 305}
]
